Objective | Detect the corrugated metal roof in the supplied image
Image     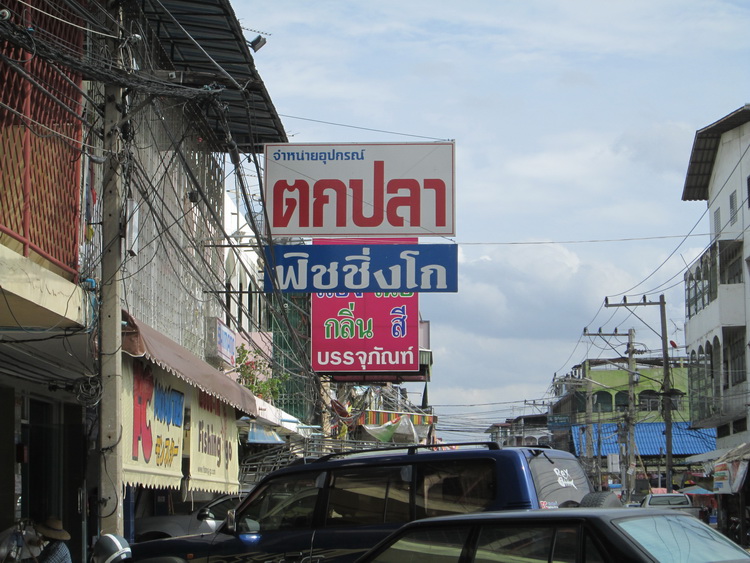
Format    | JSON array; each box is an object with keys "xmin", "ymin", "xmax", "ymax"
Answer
[
  {"xmin": 141, "ymin": 0, "xmax": 287, "ymax": 151},
  {"xmin": 682, "ymin": 105, "xmax": 750, "ymax": 201},
  {"xmin": 572, "ymin": 422, "xmax": 716, "ymax": 457}
]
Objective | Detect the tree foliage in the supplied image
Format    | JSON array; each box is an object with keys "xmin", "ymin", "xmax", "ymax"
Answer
[{"xmin": 235, "ymin": 344, "xmax": 286, "ymax": 401}]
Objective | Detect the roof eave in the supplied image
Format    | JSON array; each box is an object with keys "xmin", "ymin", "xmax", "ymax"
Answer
[{"xmin": 682, "ymin": 105, "xmax": 750, "ymax": 202}]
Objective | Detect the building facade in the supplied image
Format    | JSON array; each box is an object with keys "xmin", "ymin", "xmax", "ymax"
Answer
[
  {"xmin": 0, "ymin": 0, "xmax": 291, "ymax": 555},
  {"xmin": 682, "ymin": 105, "xmax": 750, "ymax": 448}
]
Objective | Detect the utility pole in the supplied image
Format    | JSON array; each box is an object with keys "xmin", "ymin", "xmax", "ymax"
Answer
[
  {"xmin": 583, "ymin": 328, "xmax": 636, "ymax": 500},
  {"xmin": 584, "ymin": 361, "xmax": 594, "ymax": 477},
  {"xmin": 99, "ymin": 10, "xmax": 124, "ymax": 535},
  {"xmin": 659, "ymin": 295, "xmax": 673, "ymax": 490},
  {"xmin": 605, "ymin": 295, "xmax": 673, "ymax": 492},
  {"xmin": 626, "ymin": 329, "xmax": 637, "ymax": 502}
]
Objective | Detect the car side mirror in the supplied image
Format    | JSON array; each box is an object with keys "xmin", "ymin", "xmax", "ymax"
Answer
[
  {"xmin": 197, "ymin": 508, "xmax": 215, "ymax": 521},
  {"xmin": 225, "ymin": 509, "xmax": 236, "ymax": 533}
]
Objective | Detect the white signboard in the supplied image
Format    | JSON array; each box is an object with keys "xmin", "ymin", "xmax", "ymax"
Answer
[{"xmin": 264, "ymin": 142, "xmax": 455, "ymax": 236}]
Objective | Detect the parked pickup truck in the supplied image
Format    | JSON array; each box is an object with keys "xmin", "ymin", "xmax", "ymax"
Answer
[{"xmin": 640, "ymin": 493, "xmax": 702, "ymax": 518}]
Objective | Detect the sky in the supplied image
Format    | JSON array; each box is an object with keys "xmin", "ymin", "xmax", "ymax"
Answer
[{"xmin": 235, "ymin": 1, "xmax": 750, "ymax": 441}]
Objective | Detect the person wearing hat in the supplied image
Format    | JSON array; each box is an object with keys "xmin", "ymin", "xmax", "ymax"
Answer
[{"xmin": 34, "ymin": 517, "xmax": 72, "ymax": 563}]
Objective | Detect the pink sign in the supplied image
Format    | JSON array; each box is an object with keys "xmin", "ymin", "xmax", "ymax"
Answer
[
  {"xmin": 311, "ymin": 238, "xmax": 419, "ymax": 372},
  {"xmin": 312, "ymin": 292, "xmax": 419, "ymax": 372}
]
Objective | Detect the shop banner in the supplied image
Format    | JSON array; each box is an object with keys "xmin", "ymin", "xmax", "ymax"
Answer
[
  {"xmin": 188, "ymin": 389, "xmax": 240, "ymax": 493},
  {"xmin": 123, "ymin": 358, "xmax": 186, "ymax": 490},
  {"xmin": 713, "ymin": 459, "xmax": 749, "ymax": 494},
  {"xmin": 263, "ymin": 243, "xmax": 457, "ymax": 293},
  {"xmin": 264, "ymin": 142, "xmax": 455, "ymax": 237}
]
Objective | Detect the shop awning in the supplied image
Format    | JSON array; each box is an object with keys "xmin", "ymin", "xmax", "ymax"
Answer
[{"xmin": 122, "ymin": 313, "xmax": 257, "ymax": 416}]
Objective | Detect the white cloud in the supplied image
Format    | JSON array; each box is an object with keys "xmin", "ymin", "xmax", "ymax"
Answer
[{"xmin": 240, "ymin": 0, "xmax": 746, "ymax": 440}]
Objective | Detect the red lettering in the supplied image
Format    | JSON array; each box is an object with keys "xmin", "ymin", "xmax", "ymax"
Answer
[
  {"xmin": 273, "ymin": 180, "xmax": 309, "ymax": 228},
  {"xmin": 132, "ymin": 362, "xmax": 154, "ymax": 462}
]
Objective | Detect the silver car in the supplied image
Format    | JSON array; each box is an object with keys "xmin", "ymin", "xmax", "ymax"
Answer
[{"xmin": 134, "ymin": 493, "xmax": 242, "ymax": 542}]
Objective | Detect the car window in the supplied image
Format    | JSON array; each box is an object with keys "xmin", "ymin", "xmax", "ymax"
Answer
[
  {"xmin": 368, "ymin": 526, "xmax": 472, "ymax": 563},
  {"xmin": 474, "ymin": 524, "xmax": 556, "ymax": 562},
  {"xmin": 326, "ymin": 466, "xmax": 411, "ymax": 526},
  {"xmin": 583, "ymin": 531, "xmax": 607, "ymax": 563},
  {"xmin": 236, "ymin": 473, "xmax": 322, "ymax": 532},
  {"xmin": 649, "ymin": 495, "xmax": 689, "ymax": 506},
  {"xmin": 416, "ymin": 460, "xmax": 495, "ymax": 518},
  {"xmin": 527, "ymin": 456, "xmax": 590, "ymax": 508},
  {"xmin": 615, "ymin": 513, "xmax": 750, "ymax": 562},
  {"xmin": 206, "ymin": 496, "xmax": 238, "ymax": 520}
]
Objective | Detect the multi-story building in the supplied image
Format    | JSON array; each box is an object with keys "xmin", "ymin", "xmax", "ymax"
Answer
[
  {"xmin": 0, "ymin": 0, "xmax": 290, "ymax": 555},
  {"xmin": 680, "ymin": 104, "xmax": 750, "ymax": 536},
  {"xmin": 682, "ymin": 105, "xmax": 750, "ymax": 447}
]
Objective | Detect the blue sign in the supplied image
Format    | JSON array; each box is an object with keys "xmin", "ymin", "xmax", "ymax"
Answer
[{"xmin": 263, "ymin": 244, "xmax": 458, "ymax": 293}]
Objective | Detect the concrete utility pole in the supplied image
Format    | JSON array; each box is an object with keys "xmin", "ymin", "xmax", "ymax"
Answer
[
  {"xmin": 604, "ymin": 295, "xmax": 674, "ymax": 492},
  {"xmin": 585, "ymin": 328, "xmax": 636, "ymax": 500},
  {"xmin": 584, "ymin": 362, "xmax": 594, "ymax": 475},
  {"xmin": 99, "ymin": 10, "xmax": 124, "ymax": 535},
  {"xmin": 626, "ymin": 329, "xmax": 637, "ymax": 502},
  {"xmin": 659, "ymin": 295, "xmax": 673, "ymax": 489}
]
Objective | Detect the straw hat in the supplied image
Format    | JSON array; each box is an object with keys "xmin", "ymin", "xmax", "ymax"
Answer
[{"xmin": 35, "ymin": 517, "xmax": 70, "ymax": 541}]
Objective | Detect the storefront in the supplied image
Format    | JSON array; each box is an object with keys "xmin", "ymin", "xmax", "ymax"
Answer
[{"xmin": 113, "ymin": 315, "xmax": 259, "ymax": 540}]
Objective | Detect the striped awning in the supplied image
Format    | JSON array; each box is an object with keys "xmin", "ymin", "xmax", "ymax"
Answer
[{"xmin": 358, "ymin": 410, "xmax": 435, "ymax": 427}]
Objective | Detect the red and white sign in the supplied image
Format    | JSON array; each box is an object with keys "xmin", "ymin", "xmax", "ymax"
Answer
[{"xmin": 264, "ymin": 142, "xmax": 455, "ymax": 237}]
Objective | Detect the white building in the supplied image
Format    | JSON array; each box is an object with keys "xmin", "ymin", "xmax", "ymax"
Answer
[{"xmin": 682, "ymin": 105, "xmax": 750, "ymax": 448}]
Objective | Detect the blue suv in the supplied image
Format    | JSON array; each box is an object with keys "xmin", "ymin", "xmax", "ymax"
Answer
[{"xmin": 132, "ymin": 443, "xmax": 618, "ymax": 563}]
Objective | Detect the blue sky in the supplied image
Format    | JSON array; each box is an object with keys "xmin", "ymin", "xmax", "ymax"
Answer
[{"xmin": 236, "ymin": 1, "xmax": 750, "ymax": 440}]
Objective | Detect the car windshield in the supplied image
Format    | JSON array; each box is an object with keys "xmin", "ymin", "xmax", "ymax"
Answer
[
  {"xmin": 527, "ymin": 455, "xmax": 590, "ymax": 508},
  {"xmin": 615, "ymin": 513, "xmax": 750, "ymax": 562}
]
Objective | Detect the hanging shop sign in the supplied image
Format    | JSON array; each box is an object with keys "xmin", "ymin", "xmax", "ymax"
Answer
[
  {"xmin": 263, "ymin": 243, "xmax": 457, "ymax": 293},
  {"xmin": 713, "ymin": 459, "xmax": 749, "ymax": 494},
  {"xmin": 123, "ymin": 357, "xmax": 186, "ymax": 490},
  {"xmin": 312, "ymin": 291, "xmax": 419, "ymax": 373},
  {"xmin": 263, "ymin": 142, "xmax": 455, "ymax": 237},
  {"xmin": 311, "ymin": 238, "xmax": 420, "ymax": 374},
  {"xmin": 188, "ymin": 389, "xmax": 240, "ymax": 493}
]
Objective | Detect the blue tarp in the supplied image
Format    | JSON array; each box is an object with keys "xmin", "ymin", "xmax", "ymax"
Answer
[{"xmin": 571, "ymin": 422, "xmax": 715, "ymax": 457}]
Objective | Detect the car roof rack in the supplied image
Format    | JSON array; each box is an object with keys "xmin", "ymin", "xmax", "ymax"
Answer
[{"xmin": 313, "ymin": 441, "xmax": 501, "ymax": 463}]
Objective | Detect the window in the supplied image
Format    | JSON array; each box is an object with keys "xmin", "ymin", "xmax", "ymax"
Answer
[
  {"xmin": 592, "ymin": 391, "xmax": 612, "ymax": 413},
  {"xmin": 370, "ymin": 526, "xmax": 471, "ymax": 563},
  {"xmin": 473, "ymin": 524, "xmax": 605, "ymax": 563},
  {"xmin": 714, "ymin": 208, "xmax": 722, "ymax": 235},
  {"xmin": 614, "ymin": 391, "xmax": 628, "ymax": 412},
  {"xmin": 528, "ymin": 456, "xmax": 590, "ymax": 508},
  {"xmin": 730, "ymin": 191, "xmax": 738, "ymax": 224},
  {"xmin": 237, "ymin": 472, "xmax": 322, "ymax": 532},
  {"xmin": 638, "ymin": 390, "xmax": 660, "ymax": 412},
  {"xmin": 733, "ymin": 417, "xmax": 747, "ymax": 433},
  {"xmin": 416, "ymin": 460, "xmax": 495, "ymax": 519},
  {"xmin": 326, "ymin": 466, "xmax": 410, "ymax": 526},
  {"xmin": 475, "ymin": 525, "xmax": 555, "ymax": 562}
]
